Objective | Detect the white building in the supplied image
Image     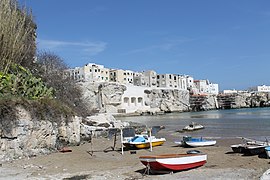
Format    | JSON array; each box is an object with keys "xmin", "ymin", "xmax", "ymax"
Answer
[
  {"xmin": 157, "ymin": 74, "xmax": 179, "ymax": 88},
  {"xmin": 186, "ymin": 75, "xmax": 194, "ymax": 90},
  {"xmin": 193, "ymin": 79, "xmax": 219, "ymax": 95},
  {"xmin": 223, "ymin": 89, "xmax": 238, "ymax": 94},
  {"xmin": 134, "ymin": 70, "xmax": 157, "ymax": 87},
  {"xmin": 120, "ymin": 85, "xmax": 150, "ymax": 113},
  {"xmin": 65, "ymin": 63, "xmax": 110, "ymax": 82},
  {"xmin": 109, "ymin": 69, "xmax": 134, "ymax": 85},
  {"xmin": 178, "ymin": 75, "xmax": 188, "ymax": 90},
  {"xmin": 253, "ymin": 85, "xmax": 270, "ymax": 92}
]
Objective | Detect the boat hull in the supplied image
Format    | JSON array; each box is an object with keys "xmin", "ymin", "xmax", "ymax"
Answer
[
  {"xmin": 124, "ymin": 140, "xmax": 165, "ymax": 149},
  {"xmin": 139, "ymin": 154, "xmax": 207, "ymax": 171},
  {"xmin": 245, "ymin": 146, "xmax": 266, "ymax": 155},
  {"xmin": 185, "ymin": 140, "xmax": 216, "ymax": 147},
  {"xmin": 231, "ymin": 144, "xmax": 266, "ymax": 155},
  {"xmin": 134, "ymin": 141, "xmax": 165, "ymax": 149}
]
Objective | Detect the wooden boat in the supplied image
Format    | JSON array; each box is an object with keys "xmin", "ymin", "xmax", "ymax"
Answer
[
  {"xmin": 123, "ymin": 135, "xmax": 166, "ymax": 149},
  {"xmin": 180, "ymin": 136, "xmax": 216, "ymax": 147},
  {"xmin": 139, "ymin": 153, "xmax": 207, "ymax": 171},
  {"xmin": 183, "ymin": 122, "xmax": 204, "ymax": 131}
]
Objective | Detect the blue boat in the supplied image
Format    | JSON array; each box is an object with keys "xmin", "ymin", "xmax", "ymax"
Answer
[{"xmin": 265, "ymin": 146, "xmax": 270, "ymax": 158}]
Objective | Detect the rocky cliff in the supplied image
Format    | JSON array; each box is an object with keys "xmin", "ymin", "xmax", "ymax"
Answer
[
  {"xmin": 144, "ymin": 88, "xmax": 190, "ymax": 113},
  {"xmin": 217, "ymin": 92, "xmax": 270, "ymax": 109},
  {"xmin": 79, "ymin": 82, "xmax": 190, "ymax": 114},
  {"xmin": 78, "ymin": 82, "xmax": 127, "ymax": 113},
  {"xmin": 0, "ymin": 105, "xmax": 125, "ymax": 162}
]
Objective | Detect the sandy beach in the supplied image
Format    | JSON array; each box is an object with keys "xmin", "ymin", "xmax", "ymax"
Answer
[{"xmin": 1, "ymin": 130, "xmax": 270, "ymax": 180}]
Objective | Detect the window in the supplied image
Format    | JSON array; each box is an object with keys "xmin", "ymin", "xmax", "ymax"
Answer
[
  {"xmin": 131, "ymin": 97, "xmax": 136, "ymax": 105},
  {"xmin": 138, "ymin": 97, "xmax": 143, "ymax": 106}
]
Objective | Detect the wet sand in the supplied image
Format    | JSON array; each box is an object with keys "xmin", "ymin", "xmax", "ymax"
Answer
[{"xmin": 1, "ymin": 131, "xmax": 270, "ymax": 180}]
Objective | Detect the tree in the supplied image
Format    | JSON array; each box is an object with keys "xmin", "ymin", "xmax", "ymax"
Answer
[
  {"xmin": 0, "ymin": 0, "xmax": 36, "ymax": 74},
  {"xmin": 36, "ymin": 52, "xmax": 90, "ymax": 117}
]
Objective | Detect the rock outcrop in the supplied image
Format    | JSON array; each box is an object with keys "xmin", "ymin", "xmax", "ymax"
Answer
[
  {"xmin": 79, "ymin": 82, "xmax": 190, "ymax": 114},
  {"xmin": 0, "ymin": 106, "xmax": 82, "ymax": 161},
  {"xmin": 0, "ymin": 105, "xmax": 126, "ymax": 162},
  {"xmin": 145, "ymin": 89, "xmax": 190, "ymax": 112},
  {"xmin": 78, "ymin": 82, "xmax": 126, "ymax": 113}
]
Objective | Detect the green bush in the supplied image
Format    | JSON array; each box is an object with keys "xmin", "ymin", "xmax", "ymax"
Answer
[{"xmin": 0, "ymin": 64, "xmax": 53, "ymax": 99}]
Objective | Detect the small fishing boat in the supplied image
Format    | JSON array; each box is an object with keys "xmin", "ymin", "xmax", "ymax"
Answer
[
  {"xmin": 139, "ymin": 153, "xmax": 207, "ymax": 171},
  {"xmin": 231, "ymin": 143, "xmax": 246, "ymax": 153},
  {"xmin": 179, "ymin": 136, "xmax": 216, "ymax": 147},
  {"xmin": 231, "ymin": 137, "xmax": 269, "ymax": 155},
  {"xmin": 183, "ymin": 122, "xmax": 204, "ymax": 131},
  {"xmin": 123, "ymin": 135, "xmax": 166, "ymax": 149}
]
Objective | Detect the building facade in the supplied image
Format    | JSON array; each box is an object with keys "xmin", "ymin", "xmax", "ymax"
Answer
[
  {"xmin": 65, "ymin": 63, "xmax": 110, "ymax": 82},
  {"xmin": 109, "ymin": 69, "xmax": 134, "ymax": 85},
  {"xmin": 66, "ymin": 62, "xmax": 219, "ymax": 95}
]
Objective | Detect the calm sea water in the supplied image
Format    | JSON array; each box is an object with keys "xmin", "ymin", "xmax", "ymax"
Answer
[{"xmin": 117, "ymin": 107, "xmax": 270, "ymax": 141}]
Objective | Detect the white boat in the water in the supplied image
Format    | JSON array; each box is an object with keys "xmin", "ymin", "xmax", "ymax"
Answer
[{"xmin": 183, "ymin": 122, "xmax": 204, "ymax": 131}]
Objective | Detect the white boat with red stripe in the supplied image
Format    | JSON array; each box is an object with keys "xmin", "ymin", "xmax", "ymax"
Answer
[{"xmin": 139, "ymin": 153, "xmax": 207, "ymax": 171}]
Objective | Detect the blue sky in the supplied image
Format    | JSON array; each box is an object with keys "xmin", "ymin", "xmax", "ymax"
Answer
[{"xmin": 19, "ymin": 0, "xmax": 270, "ymax": 90}]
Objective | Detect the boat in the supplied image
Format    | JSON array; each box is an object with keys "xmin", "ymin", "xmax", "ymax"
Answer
[
  {"xmin": 123, "ymin": 135, "xmax": 166, "ymax": 149},
  {"xmin": 265, "ymin": 146, "xmax": 270, "ymax": 158},
  {"xmin": 183, "ymin": 122, "xmax": 204, "ymax": 131},
  {"xmin": 231, "ymin": 143, "xmax": 246, "ymax": 153},
  {"xmin": 182, "ymin": 136, "xmax": 216, "ymax": 147},
  {"xmin": 139, "ymin": 153, "xmax": 207, "ymax": 171},
  {"xmin": 244, "ymin": 144, "xmax": 267, "ymax": 155},
  {"xmin": 231, "ymin": 137, "xmax": 269, "ymax": 155}
]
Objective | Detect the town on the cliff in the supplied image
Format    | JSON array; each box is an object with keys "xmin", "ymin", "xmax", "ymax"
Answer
[{"xmin": 65, "ymin": 63, "xmax": 270, "ymax": 114}]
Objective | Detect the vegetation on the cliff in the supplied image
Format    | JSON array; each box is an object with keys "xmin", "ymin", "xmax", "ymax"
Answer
[
  {"xmin": 0, "ymin": 0, "xmax": 36, "ymax": 74},
  {"xmin": 0, "ymin": 0, "xmax": 90, "ymax": 123}
]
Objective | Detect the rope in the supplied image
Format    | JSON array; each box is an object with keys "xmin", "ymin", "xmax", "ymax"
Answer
[{"xmin": 143, "ymin": 162, "xmax": 151, "ymax": 176}]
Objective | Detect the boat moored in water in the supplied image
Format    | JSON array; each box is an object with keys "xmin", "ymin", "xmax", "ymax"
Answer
[{"xmin": 183, "ymin": 122, "xmax": 204, "ymax": 131}]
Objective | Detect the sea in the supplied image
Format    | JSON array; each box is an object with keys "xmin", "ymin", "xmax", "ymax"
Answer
[{"xmin": 117, "ymin": 107, "xmax": 270, "ymax": 141}]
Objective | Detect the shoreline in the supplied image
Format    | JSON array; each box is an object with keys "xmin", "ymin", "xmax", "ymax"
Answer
[{"xmin": 1, "ymin": 129, "xmax": 269, "ymax": 179}]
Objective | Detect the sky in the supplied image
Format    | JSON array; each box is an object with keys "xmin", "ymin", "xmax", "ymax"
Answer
[{"xmin": 19, "ymin": 0, "xmax": 270, "ymax": 90}]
